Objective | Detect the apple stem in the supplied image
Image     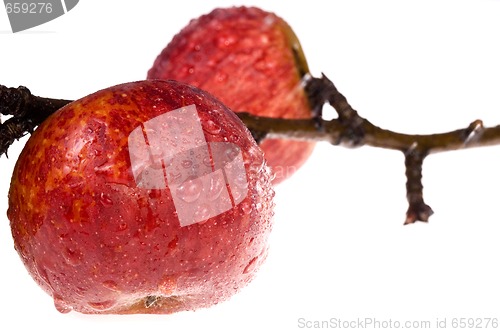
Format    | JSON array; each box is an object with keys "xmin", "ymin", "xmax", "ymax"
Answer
[{"xmin": 2, "ymin": 77, "xmax": 500, "ymax": 224}]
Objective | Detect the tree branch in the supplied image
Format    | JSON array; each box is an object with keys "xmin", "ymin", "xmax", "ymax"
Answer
[
  {"xmin": 0, "ymin": 85, "xmax": 71, "ymax": 156},
  {"xmin": 1, "ymin": 76, "xmax": 499, "ymax": 224},
  {"xmin": 404, "ymin": 146, "xmax": 433, "ymax": 224}
]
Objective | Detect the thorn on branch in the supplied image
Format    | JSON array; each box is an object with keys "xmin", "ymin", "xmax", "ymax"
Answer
[{"xmin": 462, "ymin": 119, "xmax": 484, "ymax": 145}]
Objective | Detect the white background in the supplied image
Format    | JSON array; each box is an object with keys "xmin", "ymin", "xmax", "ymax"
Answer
[{"xmin": 2, "ymin": 0, "xmax": 500, "ymax": 331}]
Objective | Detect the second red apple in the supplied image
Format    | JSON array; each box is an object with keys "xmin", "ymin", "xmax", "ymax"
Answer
[{"xmin": 148, "ymin": 6, "xmax": 316, "ymax": 184}]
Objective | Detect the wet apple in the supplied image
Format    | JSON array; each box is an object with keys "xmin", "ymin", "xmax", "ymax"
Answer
[
  {"xmin": 148, "ymin": 7, "xmax": 316, "ymax": 183},
  {"xmin": 8, "ymin": 79, "xmax": 275, "ymax": 314}
]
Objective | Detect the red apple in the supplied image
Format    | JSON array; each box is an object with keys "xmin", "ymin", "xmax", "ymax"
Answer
[
  {"xmin": 8, "ymin": 80, "xmax": 275, "ymax": 314},
  {"xmin": 148, "ymin": 6, "xmax": 316, "ymax": 184}
]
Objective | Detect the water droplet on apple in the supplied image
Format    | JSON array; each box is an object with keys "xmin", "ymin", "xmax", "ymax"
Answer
[
  {"xmin": 167, "ymin": 171, "xmax": 182, "ymax": 185},
  {"xmin": 117, "ymin": 222, "xmax": 128, "ymax": 231},
  {"xmin": 225, "ymin": 146, "xmax": 239, "ymax": 161},
  {"xmin": 87, "ymin": 299, "xmax": 117, "ymax": 311},
  {"xmin": 159, "ymin": 275, "xmax": 177, "ymax": 296},
  {"xmin": 207, "ymin": 175, "xmax": 224, "ymax": 201},
  {"xmin": 254, "ymin": 202, "xmax": 263, "ymax": 213},
  {"xmin": 204, "ymin": 119, "xmax": 221, "ymax": 135},
  {"xmin": 63, "ymin": 247, "xmax": 83, "ymax": 266},
  {"xmin": 102, "ymin": 280, "xmax": 119, "ymax": 291},
  {"xmin": 234, "ymin": 173, "xmax": 248, "ymax": 189},
  {"xmin": 73, "ymin": 286, "xmax": 88, "ymax": 299},
  {"xmin": 36, "ymin": 266, "xmax": 54, "ymax": 292},
  {"xmin": 203, "ymin": 155, "xmax": 213, "ymax": 167},
  {"xmin": 248, "ymin": 148, "xmax": 265, "ymax": 170},
  {"xmin": 232, "ymin": 189, "xmax": 243, "ymax": 202},
  {"xmin": 167, "ymin": 236, "xmax": 178, "ymax": 250},
  {"xmin": 148, "ymin": 189, "xmax": 162, "ymax": 199},
  {"xmin": 99, "ymin": 193, "xmax": 113, "ymax": 206},
  {"xmin": 243, "ymin": 257, "xmax": 259, "ymax": 274},
  {"xmin": 240, "ymin": 202, "xmax": 252, "ymax": 215},
  {"xmin": 230, "ymin": 134, "xmax": 240, "ymax": 143},
  {"xmin": 181, "ymin": 159, "xmax": 193, "ymax": 168},
  {"xmin": 216, "ymin": 34, "xmax": 236, "ymax": 47},
  {"xmin": 194, "ymin": 203, "xmax": 212, "ymax": 221},
  {"xmin": 53, "ymin": 295, "xmax": 72, "ymax": 313},
  {"xmin": 176, "ymin": 177, "xmax": 203, "ymax": 203}
]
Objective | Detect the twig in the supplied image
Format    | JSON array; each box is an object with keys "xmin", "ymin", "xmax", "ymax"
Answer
[
  {"xmin": 0, "ymin": 85, "xmax": 70, "ymax": 156},
  {"xmin": 2, "ymin": 76, "xmax": 499, "ymax": 224},
  {"xmin": 404, "ymin": 146, "xmax": 433, "ymax": 224}
]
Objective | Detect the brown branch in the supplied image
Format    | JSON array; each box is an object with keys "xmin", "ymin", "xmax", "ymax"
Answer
[
  {"xmin": 0, "ymin": 85, "xmax": 71, "ymax": 156},
  {"xmin": 404, "ymin": 147, "xmax": 433, "ymax": 224},
  {"xmin": 1, "ymin": 76, "xmax": 499, "ymax": 224},
  {"xmin": 238, "ymin": 112, "xmax": 500, "ymax": 152}
]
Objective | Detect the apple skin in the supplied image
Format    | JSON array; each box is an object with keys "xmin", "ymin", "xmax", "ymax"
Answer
[
  {"xmin": 148, "ymin": 6, "xmax": 316, "ymax": 184},
  {"xmin": 8, "ymin": 80, "xmax": 275, "ymax": 314}
]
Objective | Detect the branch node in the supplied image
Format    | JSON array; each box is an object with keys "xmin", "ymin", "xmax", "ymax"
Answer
[
  {"xmin": 309, "ymin": 74, "xmax": 366, "ymax": 147},
  {"xmin": 334, "ymin": 119, "xmax": 365, "ymax": 147},
  {"xmin": 405, "ymin": 202, "xmax": 434, "ymax": 225},
  {"xmin": 405, "ymin": 142, "xmax": 419, "ymax": 156},
  {"xmin": 463, "ymin": 119, "xmax": 484, "ymax": 145},
  {"xmin": 0, "ymin": 85, "xmax": 31, "ymax": 117}
]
